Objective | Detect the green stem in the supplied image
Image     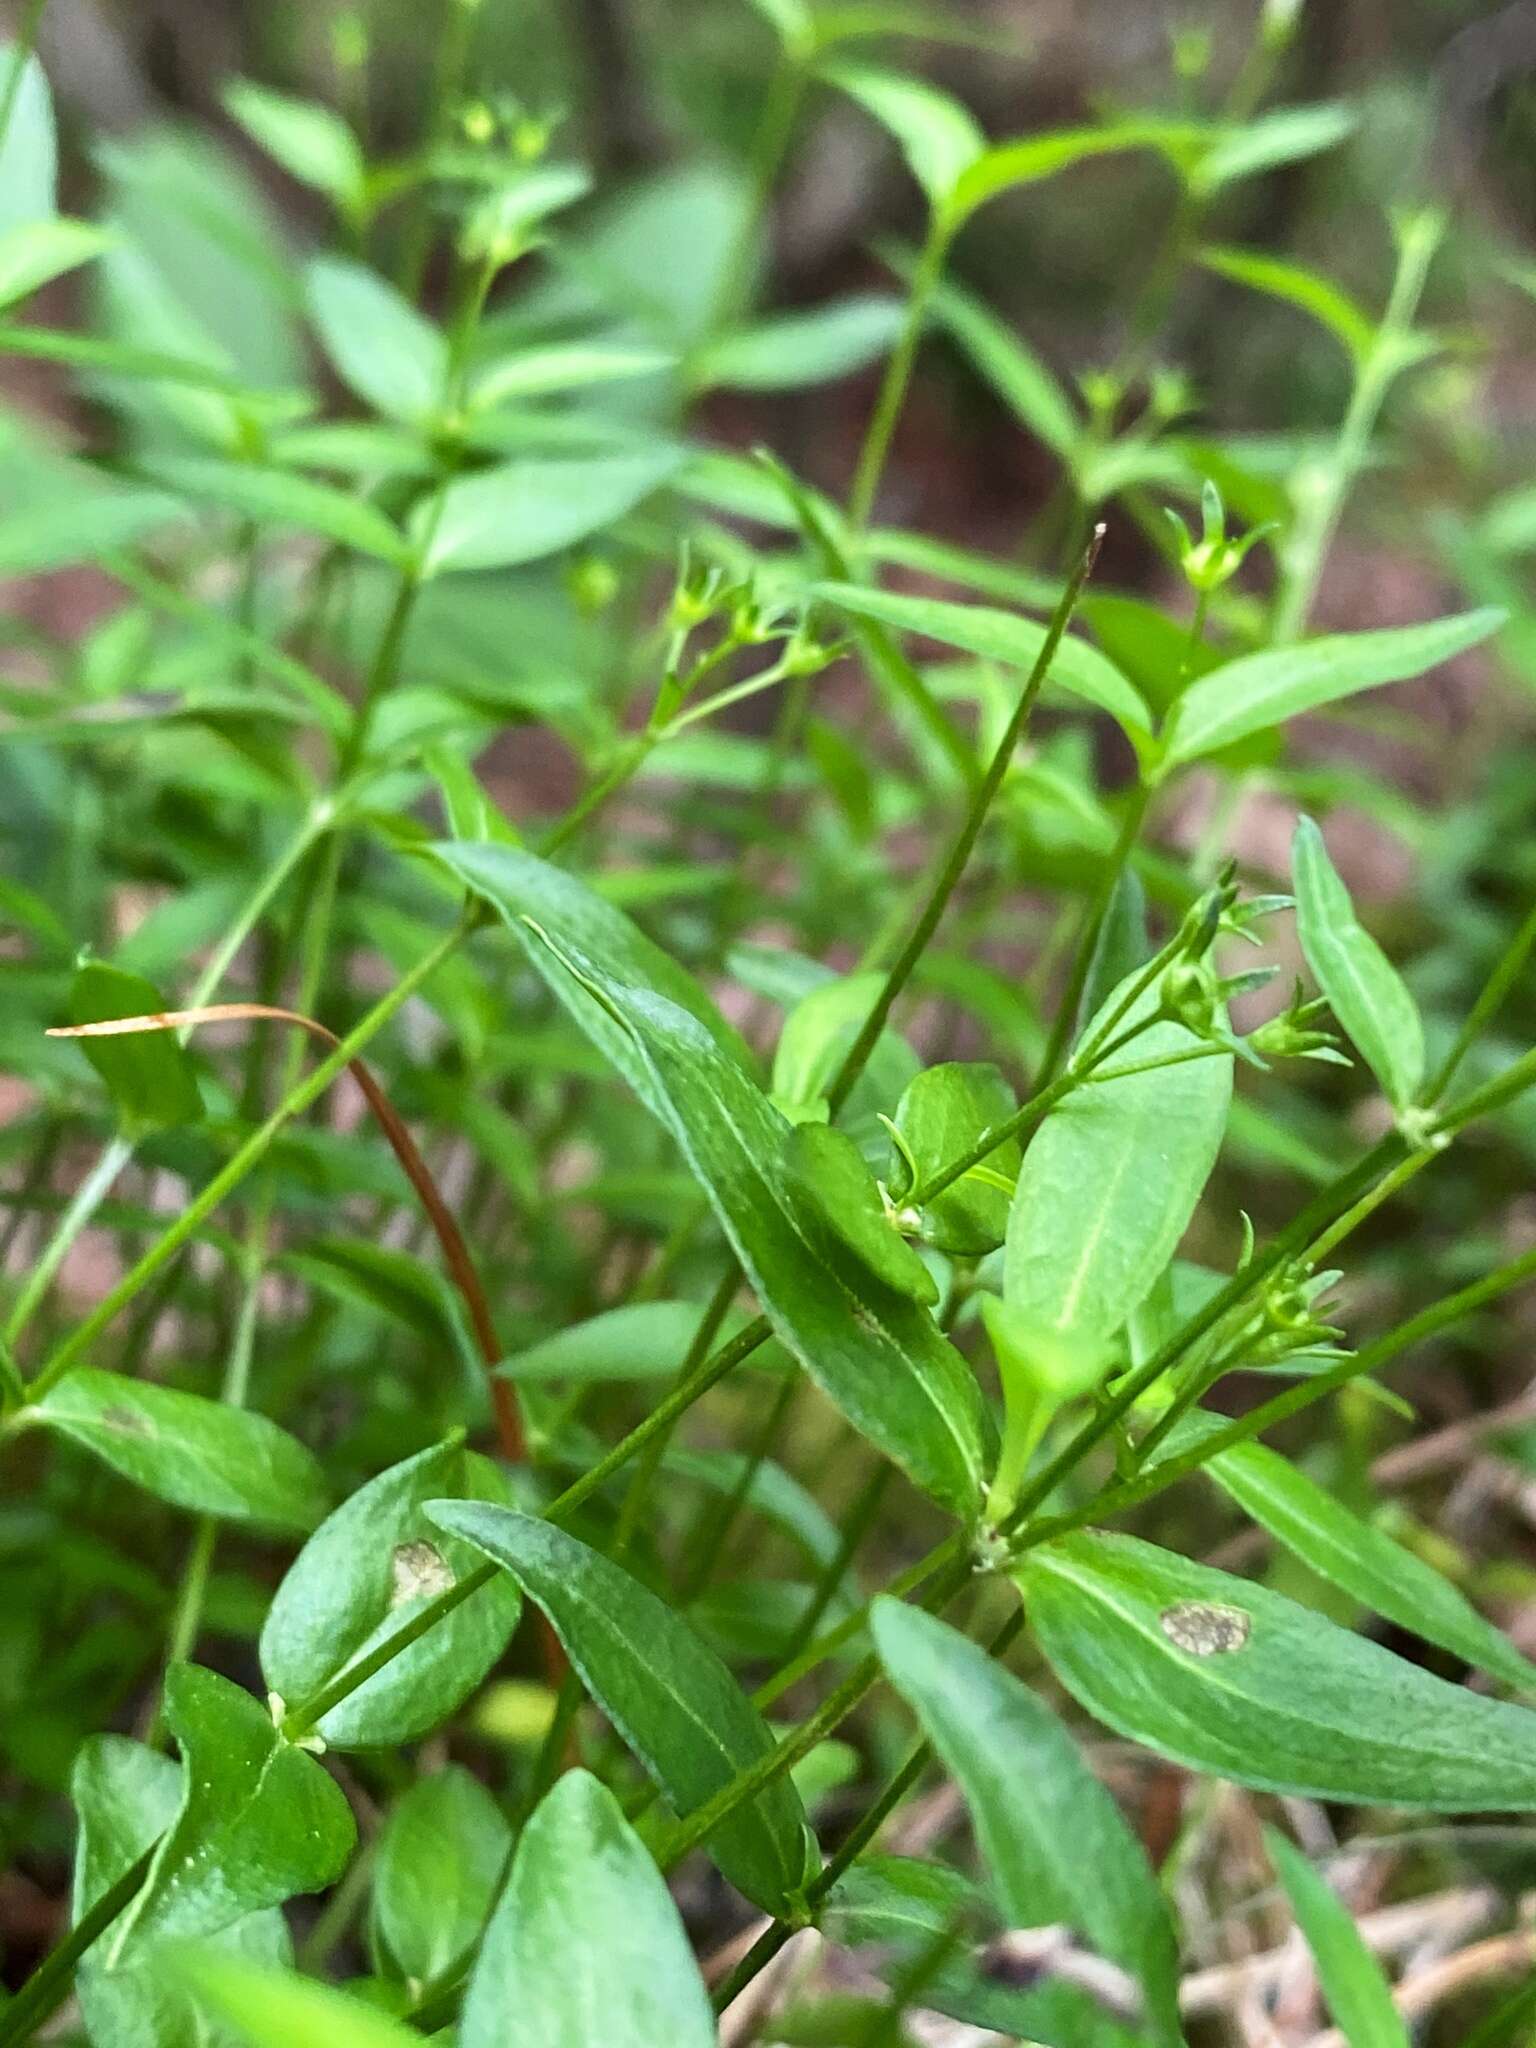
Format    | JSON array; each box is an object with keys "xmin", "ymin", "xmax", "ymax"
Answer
[
  {"xmin": 1037, "ymin": 781, "xmax": 1154, "ymax": 1085},
  {"xmin": 847, "ymin": 212, "xmax": 950, "ymax": 532},
  {"xmin": 1019, "ymin": 1241, "xmax": 1536, "ymax": 1554},
  {"xmin": 282, "ymin": 1312, "xmax": 773, "ymax": 1737},
  {"xmin": 1427, "ymin": 897, "xmax": 1536, "ymax": 1106},
  {"xmin": 0, "ymin": 1840, "xmax": 155, "ymax": 2048},
  {"xmin": 21, "ymin": 914, "xmax": 472, "ymax": 1406},
  {"xmin": 825, "ymin": 529, "xmax": 1102, "ymax": 1117},
  {"xmin": 3, "ymin": 1134, "xmax": 132, "ymax": 1348},
  {"xmin": 1272, "ymin": 211, "xmax": 1442, "ymax": 642}
]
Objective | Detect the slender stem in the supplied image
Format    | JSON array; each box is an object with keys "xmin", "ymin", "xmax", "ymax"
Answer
[
  {"xmin": 847, "ymin": 213, "xmax": 950, "ymax": 532},
  {"xmin": 283, "ymin": 1312, "xmax": 774, "ymax": 1737},
  {"xmin": 0, "ymin": 808, "xmax": 325, "ymax": 1363},
  {"xmin": 661, "ymin": 1654, "xmax": 884, "ymax": 1873},
  {"xmin": 996, "ymin": 1134, "xmax": 1405, "ymax": 1540},
  {"xmin": 1427, "ymin": 896, "xmax": 1536, "ymax": 1106},
  {"xmin": 779, "ymin": 1460, "xmax": 890, "ymax": 1663},
  {"xmin": 1037, "ymin": 781, "xmax": 1153, "ymax": 1086},
  {"xmin": 0, "ymin": 1841, "xmax": 156, "ymax": 2048},
  {"xmin": 825, "ymin": 529, "xmax": 1103, "ymax": 1117},
  {"xmin": 21, "ymin": 915, "xmax": 472, "ymax": 1405},
  {"xmin": 1272, "ymin": 212, "xmax": 1442, "ymax": 642},
  {"xmin": 3, "ymin": 1134, "xmax": 132, "ymax": 1348},
  {"xmin": 1019, "ymin": 1242, "xmax": 1536, "ymax": 1554}
]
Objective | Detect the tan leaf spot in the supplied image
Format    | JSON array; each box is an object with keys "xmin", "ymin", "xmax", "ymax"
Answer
[{"xmin": 1159, "ymin": 1600, "xmax": 1251, "ymax": 1656}]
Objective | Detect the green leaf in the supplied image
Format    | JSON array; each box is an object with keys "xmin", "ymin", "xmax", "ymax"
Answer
[
  {"xmin": 305, "ymin": 257, "xmax": 446, "ymax": 423},
  {"xmin": 1191, "ymin": 103, "xmax": 1357, "ymax": 195},
  {"xmin": 467, "ymin": 342, "xmax": 675, "ymax": 408},
  {"xmin": 460, "ymin": 1770, "xmax": 715, "ymax": 2048},
  {"xmin": 171, "ymin": 1951, "xmax": 420, "ymax": 2048},
  {"xmin": 372, "ymin": 1766, "xmax": 513, "ymax": 1988},
  {"xmin": 1196, "ymin": 244, "xmax": 1375, "ymax": 364},
  {"xmin": 499, "ymin": 1300, "xmax": 747, "ymax": 1383},
  {"xmin": 951, "ymin": 119, "xmax": 1210, "ymax": 225},
  {"xmin": 0, "ymin": 217, "xmax": 110, "ymax": 308},
  {"xmin": 770, "ymin": 968, "xmax": 916, "ymax": 1118},
  {"xmin": 68, "ymin": 961, "xmax": 202, "ymax": 1132},
  {"xmin": 259, "ymin": 1439, "xmax": 522, "ymax": 1749},
  {"xmin": 223, "ymin": 81, "xmax": 366, "ymax": 209},
  {"xmin": 105, "ymin": 1664, "xmax": 354, "ymax": 1959},
  {"xmin": 431, "ymin": 840, "xmax": 753, "ymax": 1115},
  {"xmin": 425, "ymin": 1502, "xmax": 814, "ymax": 1914},
  {"xmin": 0, "ymin": 44, "xmax": 55, "ymax": 235},
  {"xmin": 32, "ymin": 1369, "xmax": 328, "ymax": 1534},
  {"xmin": 781, "ymin": 1122, "xmax": 938, "ymax": 1303},
  {"xmin": 72, "ymin": 1737, "xmax": 290, "ymax": 2048},
  {"xmin": 925, "ymin": 269, "xmax": 1079, "ymax": 459},
  {"xmin": 699, "ymin": 295, "xmax": 905, "ymax": 390},
  {"xmin": 134, "ymin": 455, "xmax": 411, "ymax": 565},
  {"xmin": 892, "ymin": 1062, "xmax": 1018, "ymax": 1256},
  {"xmin": 1005, "ymin": 980, "xmax": 1230, "ymax": 1345},
  {"xmin": 1075, "ymin": 868, "xmax": 1148, "ymax": 1038},
  {"xmin": 812, "ymin": 582, "xmax": 1152, "ymax": 734},
  {"xmin": 519, "ymin": 920, "xmax": 986, "ymax": 1513},
  {"xmin": 822, "ymin": 1858, "xmax": 1077, "ymax": 2046},
  {"xmin": 1292, "ymin": 813, "xmax": 1423, "ymax": 1114},
  {"xmin": 415, "ymin": 448, "xmax": 682, "ymax": 576},
  {"xmin": 1184, "ymin": 1426, "xmax": 1536, "ymax": 1692},
  {"xmin": 1017, "ymin": 1530, "xmax": 1536, "ymax": 1808},
  {"xmin": 1159, "ymin": 609, "xmax": 1505, "ymax": 769},
  {"xmin": 873, "ymin": 1599, "xmax": 1183, "ymax": 2047},
  {"xmin": 741, "ymin": 0, "xmax": 814, "ymax": 47},
  {"xmin": 821, "ymin": 62, "xmax": 985, "ymax": 208},
  {"xmin": 1265, "ymin": 1829, "xmax": 1408, "ymax": 2048}
]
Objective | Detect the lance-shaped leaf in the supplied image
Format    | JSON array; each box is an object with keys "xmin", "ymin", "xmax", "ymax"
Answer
[
  {"xmin": 1017, "ymin": 1531, "xmax": 1536, "ymax": 1808},
  {"xmin": 821, "ymin": 62, "xmax": 985, "ymax": 209},
  {"xmin": 873, "ymin": 1599, "xmax": 1184, "ymax": 2048},
  {"xmin": 782, "ymin": 1122, "xmax": 939, "ymax": 1303},
  {"xmin": 0, "ymin": 43, "xmax": 55, "ymax": 234},
  {"xmin": 426, "ymin": 1502, "xmax": 814, "ymax": 1915},
  {"xmin": 824, "ymin": 1858, "xmax": 1091, "ymax": 2048},
  {"xmin": 133, "ymin": 455, "xmax": 411, "ymax": 565},
  {"xmin": 31, "ymin": 1369, "xmax": 328, "ymax": 1534},
  {"xmin": 1197, "ymin": 244, "xmax": 1375, "ymax": 365},
  {"xmin": 442, "ymin": 843, "xmax": 985, "ymax": 1513},
  {"xmin": 460, "ymin": 1770, "xmax": 715, "ymax": 2048},
  {"xmin": 223, "ymin": 81, "xmax": 366, "ymax": 210},
  {"xmin": 1005, "ymin": 980, "xmax": 1230, "ymax": 1346},
  {"xmin": 171, "ymin": 1951, "xmax": 420, "ymax": 2048},
  {"xmin": 552, "ymin": 935, "xmax": 984, "ymax": 1509},
  {"xmin": 812, "ymin": 581, "xmax": 1151, "ymax": 734},
  {"xmin": 1166, "ymin": 1419, "xmax": 1536, "ymax": 1693},
  {"xmin": 259, "ymin": 1439, "xmax": 522, "ymax": 1749},
  {"xmin": 68, "ymin": 961, "xmax": 201, "ymax": 1132},
  {"xmin": 1291, "ymin": 814, "xmax": 1423, "ymax": 1113},
  {"xmin": 1190, "ymin": 102, "xmax": 1357, "ymax": 194},
  {"xmin": 432, "ymin": 839, "xmax": 751, "ymax": 1114},
  {"xmin": 305, "ymin": 257, "xmax": 446, "ymax": 422},
  {"xmin": 414, "ymin": 447, "xmax": 683, "ymax": 576},
  {"xmin": 103, "ymin": 1665, "xmax": 353, "ymax": 1963},
  {"xmin": 1159, "ymin": 608, "xmax": 1504, "ymax": 770},
  {"xmin": 1265, "ymin": 1829, "xmax": 1408, "ymax": 2048},
  {"xmin": 499, "ymin": 1300, "xmax": 751, "ymax": 1384},
  {"xmin": 72, "ymin": 1735, "xmax": 290, "ymax": 2048},
  {"xmin": 699, "ymin": 294, "xmax": 905, "ymax": 391},
  {"xmin": 371, "ymin": 1766, "xmax": 513, "ymax": 1989}
]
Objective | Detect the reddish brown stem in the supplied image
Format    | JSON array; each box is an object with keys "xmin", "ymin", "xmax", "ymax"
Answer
[{"xmin": 49, "ymin": 1003, "xmax": 526, "ymax": 1463}]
